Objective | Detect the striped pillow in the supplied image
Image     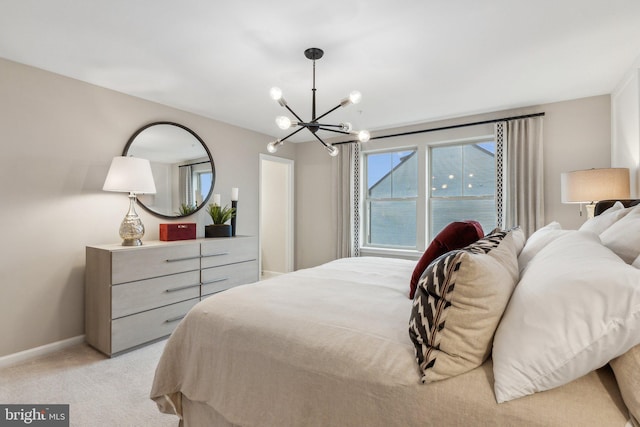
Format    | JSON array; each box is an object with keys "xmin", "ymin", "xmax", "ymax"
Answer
[{"xmin": 409, "ymin": 229, "xmax": 519, "ymax": 383}]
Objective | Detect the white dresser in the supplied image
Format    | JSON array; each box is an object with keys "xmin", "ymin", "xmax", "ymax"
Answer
[{"xmin": 85, "ymin": 236, "xmax": 258, "ymax": 356}]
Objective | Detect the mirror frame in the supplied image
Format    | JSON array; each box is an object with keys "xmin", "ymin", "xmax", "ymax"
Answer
[{"xmin": 122, "ymin": 121, "xmax": 215, "ymax": 219}]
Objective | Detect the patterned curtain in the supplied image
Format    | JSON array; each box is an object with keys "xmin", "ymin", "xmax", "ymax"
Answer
[
  {"xmin": 335, "ymin": 142, "xmax": 360, "ymax": 258},
  {"xmin": 495, "ymin": 117, "xmax": 545, "ymax": 237}
]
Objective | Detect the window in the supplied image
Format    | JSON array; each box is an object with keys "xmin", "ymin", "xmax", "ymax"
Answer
[
  {"xmin": 364, "ymin": 150, "xmax": 418, "ymax": 248},
  {"xmin": 360, "ymin": 137, "xmax": 497, "ymax": 254},
  {"xmin": 429, "ymin": 141, "xmax": 496, "ymax": 240},
  {"xmin": 196, "ymin": 171, "xmax": 213, "ymax": 206}
]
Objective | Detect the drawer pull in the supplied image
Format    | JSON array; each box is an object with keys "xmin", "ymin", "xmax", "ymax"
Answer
[
  {"xmin": 202, "ymin": 277, "xmax": 229, "ymax": 285},
  {"xmin": 165, "ymin": 315, "xmax": 186, "ymax": 323},
  {"xmin": 202, "ymin": 252, "xmax": 229, "ymax": 258},
  {"xmin": 165, "ymin": 255, "xmax": 202, "ymax": 263},
  {"xmin": 165, "ymin": 283, "xmax": 201, "ymax": 293}
]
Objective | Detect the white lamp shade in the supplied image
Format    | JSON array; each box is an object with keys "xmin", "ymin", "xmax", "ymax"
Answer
[
  {"xmin": 561, "ymin": 168, "xmax": 630, "ymax": 203},
  {"xmin": 103, "ymin": 156, "xmax": 157, "ymax": 194}
]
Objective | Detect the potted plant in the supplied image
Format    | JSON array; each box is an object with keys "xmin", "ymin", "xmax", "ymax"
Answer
[
  {"xmin": 178, "ymin": 203, "xmax": 197, "ymax": 216},
  {"xmin": 205, "ymin": 204, "xmax": 236, "ymax": 238}
]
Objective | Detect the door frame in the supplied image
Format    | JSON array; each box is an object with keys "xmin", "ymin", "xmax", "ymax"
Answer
[{"xmin": 259, "ymin": 154, "xmax": 295, "ymax": 276}]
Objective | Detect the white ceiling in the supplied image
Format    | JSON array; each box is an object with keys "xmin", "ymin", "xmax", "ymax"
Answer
[{"xmin": 2, "ymin": 0, "xmax": 640, "ymax": 143}]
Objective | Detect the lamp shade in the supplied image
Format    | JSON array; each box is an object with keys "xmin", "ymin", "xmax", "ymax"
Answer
[
  {"xmin": 103, "ymin": 156, "xmax": 157, "ymax": 194},
  {"xmin": 561, "ymin": 168, "xmax": 630, "ymax": 203}
]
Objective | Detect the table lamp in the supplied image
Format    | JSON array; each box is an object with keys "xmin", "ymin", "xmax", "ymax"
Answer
[
  {"xmin": 103, "ymin": 156, "xmax": 157, "ymax": 246},
  {"xmin": 561, "ymin": 168, "xmax": 630, "ymax": 218}
]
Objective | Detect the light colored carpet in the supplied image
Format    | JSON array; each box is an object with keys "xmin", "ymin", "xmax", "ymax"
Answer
[{"xmin": 0, "ymin": 339, "xmax": 178, "ymax": 427}]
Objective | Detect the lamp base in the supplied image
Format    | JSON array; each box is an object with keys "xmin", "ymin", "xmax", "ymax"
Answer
[
  {"xmin": 121, "ymin": 237, "xmax": 143, "ymax": 246},
  {"xmin": 119, "ymin": 194, "xmax": 146, "ymax": 246}
]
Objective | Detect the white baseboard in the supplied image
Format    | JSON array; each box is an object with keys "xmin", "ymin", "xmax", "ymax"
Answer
[{"xmin": 0, "ymin": 335, "xmax": 85, "ymax": 369}]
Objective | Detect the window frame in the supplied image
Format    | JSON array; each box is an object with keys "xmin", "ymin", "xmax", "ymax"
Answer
[
  {"xmin": 358, "ymin": 132, "xmax": 495, "ymax": 259},
  {"xmin": 362, "ymin": 146, "xmax": 422, "ymax": 251}
]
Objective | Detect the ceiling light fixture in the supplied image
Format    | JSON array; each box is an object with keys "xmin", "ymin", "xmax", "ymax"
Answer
[{"xmin": 267, "ymin": 48, "xmax": 370, "ymax": 157}]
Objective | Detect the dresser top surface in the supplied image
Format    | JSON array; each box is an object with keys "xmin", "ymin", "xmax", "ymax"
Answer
[{"xmin": 87, "ymin": 235, "xmax": 255, "ymax": 252}]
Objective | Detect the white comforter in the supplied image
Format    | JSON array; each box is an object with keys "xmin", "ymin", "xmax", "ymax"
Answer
[{"xmin": 150, "ymin": 257, "xmax": 628, "ymax": 426}]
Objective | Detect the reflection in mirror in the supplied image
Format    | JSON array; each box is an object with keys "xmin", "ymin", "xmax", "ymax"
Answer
[{"xmin": 123, "ymin": 122, "xmax": 215, "ymax": 218}]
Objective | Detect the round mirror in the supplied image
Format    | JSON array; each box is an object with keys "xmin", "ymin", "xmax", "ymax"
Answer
[{"xmin": 123, "ymin": 122, "xmax": 215, "ymax": 218}]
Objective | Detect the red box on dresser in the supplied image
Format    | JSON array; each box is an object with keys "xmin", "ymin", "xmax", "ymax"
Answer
[{"xmin": 159, "ymin": 223, "xmax": 197, "ymax": 241}]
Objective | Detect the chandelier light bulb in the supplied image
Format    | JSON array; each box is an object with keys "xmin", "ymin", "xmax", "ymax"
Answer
[
  {"xmin": 357, "ymin": 130, "xmax": 371, "ymax": 143},
  {"xmin": 349, "ymin": 91, "xmax": 362, "ymax": 105},
  {"xmin": 267, "ymin": 140, "xmax": 281, "ymax": 153},
  {"xmin": 270, "ymin": 87, "xmax": 283, "ymax": 101},
  {"xmin": 327, "ymin": 144, "xmax": 339, "ymax": 157},
  {"xmin": 341, "ymin": 90, "xmax": 362, "ymax": 107},
  {"xmin": 270, "ymin": 87, "xmax": 287, "ymax": 106},
  {"xmin": 275, "ymin": 116, "xmax": 292, "ymax": 130},
  {"xmin": 340, "ymin": 122, "xmax": 352, "ymax": 132}
]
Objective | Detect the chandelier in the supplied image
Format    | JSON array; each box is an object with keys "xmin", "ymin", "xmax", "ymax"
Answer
[{"xmin": 267, "ymin": 48, "xmax": 370, "ymax": 157}]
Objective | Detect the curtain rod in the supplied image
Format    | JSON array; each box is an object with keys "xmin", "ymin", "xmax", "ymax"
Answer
[
  {"xmin": 178, "ymin": 160, "xmax": 210, "ymax": 168},
  {"xmin": 334, "ymin": 112, "xmax": 545, "ymax": 145}
]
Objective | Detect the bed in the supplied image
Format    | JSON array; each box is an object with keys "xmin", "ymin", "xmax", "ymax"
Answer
[{"xmin": 151, "ymin": 200, "xmax": 640, "ymax": 426}]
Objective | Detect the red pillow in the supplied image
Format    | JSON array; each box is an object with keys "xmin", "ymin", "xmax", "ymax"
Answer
[{"xmin": 409, "ymin": 220, "xmax": 484, "ymax": 299}]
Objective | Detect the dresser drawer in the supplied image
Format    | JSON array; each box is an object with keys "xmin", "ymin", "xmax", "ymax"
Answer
[
  {"xmin": 201, "ymin": 237, "xmax": 258, "ymax": 269},
  {"xmin": 112, "ymin": 270, "xmax": 201, "ymax": 319},
  {"xmin": 111, "ymin": 298, "xmax": 199, "ymax": 354},
  {"xmin": 201, "ymin": 260, "xmax": 259, "ymax": 297},
  {"xmin": 111, "ymin": 243, "xmax": 200, "ymax": 284}
]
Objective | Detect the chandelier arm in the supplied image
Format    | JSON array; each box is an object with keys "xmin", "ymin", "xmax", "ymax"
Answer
[
  {"xmin": 284, "ymin": 105, "xmax": 305, "ymax": 123},
  {"xmin": 309, "ymin": 131, "xmax": 330, "ymax": 148},
  {"xmin": 298, "ymin": 122, "xmax": 344, "ymax": 128},
  {"xmin": 317, "ymin": 127, "xmax": 351, "ymax": 135},
  {"xmin": 284, "ymin": 105, "xmax": 302, "ymax": 122},
  {"xmin": 279, "ymin": 126, "xmax": 307, "ymax": 143},
  {"xmin": 314, "ymin": 104, "xmax": 342, "ymax": 122}
]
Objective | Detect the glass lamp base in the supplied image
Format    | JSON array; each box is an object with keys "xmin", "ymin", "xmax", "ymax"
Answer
[
  {"xmin": 121, "ymin": 236, "xmax": 143, "ymax": 246},
  {"xmin": 119, "ymin": 194, "xmax": 145, "ymax": 246}
]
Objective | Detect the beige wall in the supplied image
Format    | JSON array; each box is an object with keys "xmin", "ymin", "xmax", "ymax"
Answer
[
  {"xmin": 0, "ymin": 58, "xmax": 295, "ymax": 357},
  {"xmin": 294, "ymin": 95, "xmax": 612, "ymax": 269}
]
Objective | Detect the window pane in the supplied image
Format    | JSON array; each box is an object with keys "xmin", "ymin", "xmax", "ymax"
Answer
[
  {"xmin": 429, "ymin": 141, "xmax": 496, "ymax": 241},
  {"xmin": 367, "ymin": 151, "xmax": 417, "ymax": 198},
  {"xmin": 431, "ymin": 145, "xmax": 463, "ymax": 197},
  {"xmin": 462, "ymin": 143, "xmax": 495, "ymax": 197},
  {"xmin": 431, "ymin": 142, "xmax": 495, "ymax": 198},
  {"xmin": 369, "ymin": 200, "xmax": 417, "ymax": 247},
  {"xmin": 199, "ymin": 172, "xmax": 212, "ymax": 204},
  {"xmin": 430, "ymin": 198, "xmax": 496, "ymax": 241}
]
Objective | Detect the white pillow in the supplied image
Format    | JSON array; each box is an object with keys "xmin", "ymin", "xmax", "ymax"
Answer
[
  {"xmin": 600, "ymin": 204, "xmax": 640, "ymax": 263},
  {"xmin": 578, "ymin": 201, "xmax": 627, "ymax": 235},
  {"xmin": 492, "ymin": 231, "xmax": 640, "ymax": 403},
  {"xmin": 510, "ymin": 226, "xmax": 526, "ymax": 256},
  {"xmin": 517, "ymin": 222, "xmax": 570, "ymax": 274},
  {"xmin": 633, "ymin": 255, "xmax": 640, "ymax": 269}
]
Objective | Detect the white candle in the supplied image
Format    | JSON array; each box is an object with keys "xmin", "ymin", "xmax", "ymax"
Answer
[
  {"xmin": 213, "ymin": 193, "xmax": 221, "ymax": 206},
  {"xmin": 231, "ymin": 187, "xmax": 239, "ymax": 201}
]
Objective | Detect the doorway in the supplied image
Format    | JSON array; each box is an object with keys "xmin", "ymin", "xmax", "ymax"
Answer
[{"xmin": 259, "ymin": 154, "xmax": 294, "ymax": 279}]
